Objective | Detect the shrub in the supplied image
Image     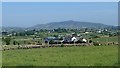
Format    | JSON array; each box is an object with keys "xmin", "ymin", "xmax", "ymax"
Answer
[
  {"xmin": 93, "ymin": 42, "xmax": 101, "ymax": 46},
  {"xmin": 89, "ymin": 40, "xmax": 92, "ymax": 43},
  {"xmin": 61, "ymin": 44, "xmax": 64, "ymax": 47}
]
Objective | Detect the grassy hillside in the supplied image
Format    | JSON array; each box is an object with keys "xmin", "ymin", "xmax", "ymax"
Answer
[{"xmin": 2, "ymin": 45, "xmax": 118, "ymax": 66}]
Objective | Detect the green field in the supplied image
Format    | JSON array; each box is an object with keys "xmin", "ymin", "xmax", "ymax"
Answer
[
  {"xmin": 92, "ymin": 36, "xmax": 118, "ymax": 43},
  {"xmin": 2, "ymin": 45, "xmax": 118, "ymax": 66}
]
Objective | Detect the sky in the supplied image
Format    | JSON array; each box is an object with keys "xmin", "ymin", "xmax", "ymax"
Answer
[
  {"xmin": 2, "ymin": 2, "xmax": 118, "ymax": 27},
  {"xmin": 0, "ymin": 3, "xmax": 2, "ymax": 27},
  {"xmin": 1, "ymin": 0, "xmax": 119, "ymax": 2}
]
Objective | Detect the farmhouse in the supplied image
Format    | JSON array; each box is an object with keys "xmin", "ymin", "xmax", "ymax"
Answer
[
  {"xmin": 63, "ymin": 35, "xmax": 72, "ymax": 43},
  {"xmin": 82, "ymin": 38, "xmax": 87, "ymax": 43},
  {"xmin": 2, "ymin": 32, "xmax": 7, "ymax": 35},
  {"xmin": 71, "ymin": 37, "xmax": 78, "ymax": 42},
  {"xmin": 44, "ymin": 37, "xmax": 57, "ymax": 42},
  {"xmin": 44, "ymin": 33, "xmax": 88, "ymax": 44}
]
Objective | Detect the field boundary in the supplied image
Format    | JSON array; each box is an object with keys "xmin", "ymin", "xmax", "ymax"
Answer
[{"xmin": 1, "ymin": 43, "xmax": 118, "ymax": 51}]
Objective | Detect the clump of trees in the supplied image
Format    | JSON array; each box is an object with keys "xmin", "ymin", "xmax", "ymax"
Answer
[
  {"xmin": 49, "ymin": 40, "xmax": 54, "ymax": 44},
  {"xmin": 2, "ymin": 37, "xmax": 11, "ymax": 45}
]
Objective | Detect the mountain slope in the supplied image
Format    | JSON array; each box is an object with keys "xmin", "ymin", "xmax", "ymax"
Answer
[
  {"xmin": 2, "ymin": 20, "xmax": 113, "ymax": 32},
  {"xmin": 29, "ymin": 20, "xmax": 111, "ymax": 30}
]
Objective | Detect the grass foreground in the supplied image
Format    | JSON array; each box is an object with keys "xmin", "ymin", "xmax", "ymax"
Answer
[{"xmin": 2, "ymin": 45, "xmax": 118, "ymax": 66}]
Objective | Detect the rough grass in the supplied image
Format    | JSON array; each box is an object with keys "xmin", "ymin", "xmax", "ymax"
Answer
[
  {"xmin": 2, "ymin": 45, "xmax": 118, "ymax": 66},
  {"xmin": 0, "ymin": 51, "xmax": 1, "ymax": 68},
  {"xmin": 92, "ymin": 36, "xmax": 118, "ymax": 43}
]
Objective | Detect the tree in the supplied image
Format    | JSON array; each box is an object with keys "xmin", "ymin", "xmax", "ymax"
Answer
[
  {"xmin": 13, "ymin": 41, "xmax": 16, "ymax": 45},
  {"xmin": 3, "ymin": 37, "xmax": 11, "ymax": 45},
  {"xmin": 108, "ymin": 33, "xmax": 113, "ymax": 37},
  {"xmin": 89, "ymin": 40, "xmax": 92, "ymax": 43},
  {"xmin": 49, "ymin": 40, "xmax": 54, "ymax": 44},
  {"xmin": 53, "ymin": 34, "xmax": 58, "ymax": 37}
]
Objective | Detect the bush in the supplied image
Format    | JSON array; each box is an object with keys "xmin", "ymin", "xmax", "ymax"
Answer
[
  {"xmin": 89, "ymin": 40, "xmax": 92, "ymax": 43},
  {"xmin": 36, "ymin": 41, "xmax": 42, "ymax": 45},
  {"xmin": 93, "ymin": 42, "xmax": 101, "ymax": 46},
  {"xmin": 61, "ymin": 44, "xmax": 64, "ymax": 47}
]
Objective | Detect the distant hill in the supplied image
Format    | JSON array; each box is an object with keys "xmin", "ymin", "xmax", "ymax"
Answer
[
  {"xmin": 2, "ymin": 20, "xmax": 115, "ymax": 31},
  {"xmin": 2, "ymin": 27, "xmax": 25, "ymax": 32},
  {"xmin": 28, "ymin": 20, "xmax": 112, "ymax": 30}
]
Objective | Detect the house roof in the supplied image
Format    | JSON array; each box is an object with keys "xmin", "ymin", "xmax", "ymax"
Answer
[{"xmin": 44, "ymin": 37, "xmax": 59, "ymax": 41}]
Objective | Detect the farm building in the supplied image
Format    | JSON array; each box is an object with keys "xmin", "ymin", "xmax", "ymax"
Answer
[
  {"xmin": 44, "ymin": 33, "xmax": 88, "ymax": 44},
  {"xmin": 44, "ymin": 37, "xmax": 63, "ymax": 44}
]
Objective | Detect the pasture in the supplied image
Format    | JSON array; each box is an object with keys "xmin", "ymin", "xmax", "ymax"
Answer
[
  {"xmin": 92, "ymin": 36, "xmax": 118, "ymax": 43},
  {"xmin": 2, "ymin": 45, "xmax": 118, "ymax": 66}
]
